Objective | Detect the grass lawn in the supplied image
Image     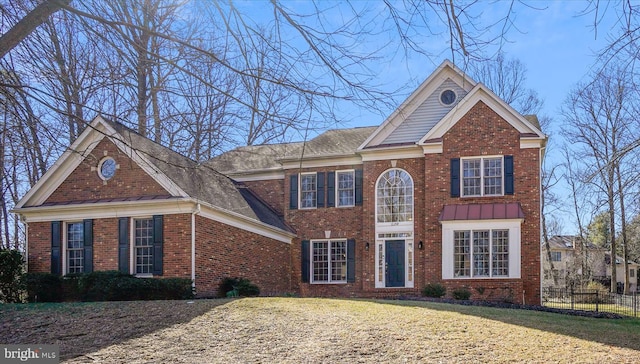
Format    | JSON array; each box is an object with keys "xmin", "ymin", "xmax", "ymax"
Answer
[{"xmin": 2, "ymin": 298, "xmax": 640, "ymax": 363}]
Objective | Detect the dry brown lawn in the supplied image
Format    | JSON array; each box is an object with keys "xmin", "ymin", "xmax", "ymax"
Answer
[{"xmin": 2, "ymin": 298, "xmax": 640, "ymax": 363}]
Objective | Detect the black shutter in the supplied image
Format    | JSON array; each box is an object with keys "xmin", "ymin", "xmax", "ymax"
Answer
[
  {"xmin": 327, "ymin": 171, "xmax": 335, "ymax": 207},
  {"xmin": 118, "ymin": 217, "xmax": 129, "ymax": 273},
  {"xmin": 152, "ymin": 215, "xmax": 163, "ymax": 276},
  {"xmin": 347, "ymin": 239, "xmax": 356, "ymax": 283},
  {"xmin": 317, "ymin": 172, "xmax": 325, "ymax": 208},
  {"xmin": 504, "ymin": 155, "xmax": 514, "ymax": 195},
  {"xmin": 301, "ymin": 240, "xmax": 310, "ymax": 283},
  {"xmin": 51, "ymin": 221, "xmax": 62, "ymax": 276},
  {"xmin": 450, "ymin": 158, "xmax": 460, "ymax": 197},
  {"xmin": 289, "ymin": 174, "xmax": 298, "ymax": 210},
  {"xmin": 355, "ymin": 169, "xmax": 363, "ymax": 206},
  {"xmin": 83, "ymin": 219, "xmax": 93, "ymax": 273}
]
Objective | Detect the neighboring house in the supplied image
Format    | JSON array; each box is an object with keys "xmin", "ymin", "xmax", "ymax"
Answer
[
  {"xmin": 14, "ymin": 60, "xmax": 546, "ymax": 304},
  {"xmin": 543, "ymin": 235, "xmax": 638, "ymax": 292}
]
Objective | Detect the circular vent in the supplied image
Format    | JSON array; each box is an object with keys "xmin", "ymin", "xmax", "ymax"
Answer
[{"xmin": 440, "ymin": 89, "xmax": 457, "ymax": 105}]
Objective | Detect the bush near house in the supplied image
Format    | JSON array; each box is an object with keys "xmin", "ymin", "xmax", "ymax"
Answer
[
  {"xmin": 422, "ymin": 283, "xmax": 447, "ymax": 298},
  {"xmin": 0, "ymin": 249, "xmax": 25, "ymax": 303},
  {"xmin": 452, "ymin": 287, "xmax": 472, "ymax": 300},
  {"xmin": 25, "ymin": 271, "xmax": 193, "ymax": 302},
  {"xmin": 219, "ymin": 277, "xmax": 260, "ymax": 297}
]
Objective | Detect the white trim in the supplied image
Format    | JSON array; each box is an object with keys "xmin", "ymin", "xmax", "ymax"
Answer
[
  {"xmin": 15, "ymin": 198, "xmax": 294, "ymax": 244},
  {"xmin": 131, "ymin": 216, "xmax": 153, "ymax": 276},
  {"xmin": 280, "ymin": 155, "xmax": 362, "ymax": 170},
  {"xmin": 460, "ymin": 155, "xmax": 504, "ymax": 198},
  {"xmin": 419, "ymin": 84, "xmax": 546, "ymax": 144},
  {"xmin": 374, "ymin": 234, "xmax": 415, "ymax": 289},
  {"xmin": 375, "ymin": 168, "xmax": 415, "ymax": 225},
  {"xmin": 97, "ymin": 156, "xmax": 117, "ymax": 181},
  {"xmin": 360, "ymin": 60, "xmax": 477, "ymax": 150},
  {"xmin": 299, "ymin": 172, "xmax": 318, "ymax": 210},
  {"xmin": 226, "ymin": 170, "xmax": 284, "ymax": 182},
  {"xmin": 421, "ymin": 143, "xmax": 443, "ymax": 154},
  {"xmin": 335, "ymin": 169, "xmax": 355, "ymax": 208},
  {"xmin": 441, "ymin": 220, "xmax": 521, "ymax": 280},
  {"xmin": 520, "ymin": 138, "xmax": 546, "ymax": 149},
  {"xmin": 438, "ymin": 88, "xmax": 458, "ymax": 106},
  {"xmin": 310, "ymin": 238, "xmax": 348, "ymax": 284},
  {"xmin": 359, "ymin": 145, "xmax": 424, "ymax": 161}
]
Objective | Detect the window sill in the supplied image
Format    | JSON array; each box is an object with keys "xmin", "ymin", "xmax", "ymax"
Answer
[
  {"xmin": 135, "ymin": 273, "xmax": 153, "ymax": 278},
  {"xmin": 310, "ymin": 281, "xmax": 347, "ymax": 285}
]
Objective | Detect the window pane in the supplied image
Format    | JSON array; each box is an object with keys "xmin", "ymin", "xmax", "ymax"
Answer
[
  {"xmin": 312, "ymin": 241, "xmax": 329, "ymax": 282},
  {"xmin": 473, "ymin": 231, "xmax": 490, "ymax": 277},
  {"xmin": 484, "ymin": 158, "xmax": 503, "ymax": 195},
  {"xmin": 135, "ymin": 219, "xmax": 154, "ymax": 274},
  {"xmin": 67, "ymin": 222, "xmax": 84, "ymax": 274},
  {"xmin": 330, "ymin": 241, "xmax": 347, "ymax": 281},
  {"xmin": 337, "ymin": 172, "xmax": 354, "ymax": 206},
  {"xmin": 462, "ymin": 159, "xmax": 481, "ymax": 196},
  {"xmin": 454, "ymin": 231, "xmax": 470, "ymax": 277},
  {"xmin": 492, "ymin": 230, "xmax": 509, "ymax": 276},
  {"xmin": 376, "ymin": 169, "xmax": 413, "ymax": 223},
  {"xmin": 300, "ymin": 174, "xmax": 317, "ymax": 208}
]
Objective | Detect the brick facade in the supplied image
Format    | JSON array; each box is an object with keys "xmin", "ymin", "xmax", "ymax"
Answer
[{"xmin": 21, "ymin": 71, "xmax": 543, "ymax": 305}]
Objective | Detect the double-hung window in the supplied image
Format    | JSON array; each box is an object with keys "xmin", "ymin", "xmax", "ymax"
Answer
[
  {"xmin": 66, "ymin": 222, "xmax": 84, "ymax": 274},
  {"xmin": 300, "ymin": 173, "xmax": 317, "ymax": 209},
  {"xmin": 337, "ymin": 170, "xmax": 355, "ymax": 207},
  {"xmin": 312, "ymin": 239, "xmax": 347, "ymax": 283},
  {"xmin": 551, "ymin": 251, "xmax": 561, "ymax": 262},
  {"xmin": 453, "ymin": 229, "xmax": 509, "ymax": 278},
  {"xmin": 462, "ymin": 156, "xmax": 503, "ymax": 197},
  {"xmin": 134, "ymin": 218, "xmax": 154, "ymax": 275}
]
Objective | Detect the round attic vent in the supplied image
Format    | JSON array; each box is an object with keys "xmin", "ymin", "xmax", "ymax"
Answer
[
  {"xmin": 98, "ymin": 157, "xmax": 117, "ymax": 181},
  {"xmin": 440, "ymin": 89, "xmax": 457, "ymax": 105}
]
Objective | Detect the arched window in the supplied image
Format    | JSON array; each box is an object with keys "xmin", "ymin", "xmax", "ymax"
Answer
[{"xmin": 376, "ymin": 169, "xmax": 413, "ymax": 223}]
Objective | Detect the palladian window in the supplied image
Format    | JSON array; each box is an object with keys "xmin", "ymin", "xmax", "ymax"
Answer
[{"xmin": 376, "ymin": 169, "xmax": 413, "ymax": 223}]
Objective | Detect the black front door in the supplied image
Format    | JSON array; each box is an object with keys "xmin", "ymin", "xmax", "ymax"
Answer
[{"xmin": 385, "ymin": 240, "xmax": 405, "ymax": 287}]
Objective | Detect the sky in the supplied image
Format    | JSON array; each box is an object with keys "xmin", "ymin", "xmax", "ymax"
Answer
[{"xmin": 338, "ymin": 1, "xmax": 623, "ymax": 235}]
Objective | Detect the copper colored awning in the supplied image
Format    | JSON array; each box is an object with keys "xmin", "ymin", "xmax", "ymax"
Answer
[{"xmin": 438, "ymin": 202, "xmax": 525, "ymax": 221}]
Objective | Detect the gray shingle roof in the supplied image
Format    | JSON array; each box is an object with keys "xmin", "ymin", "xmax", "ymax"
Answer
[
  {"xmin": 106, "ymin": 120, "xmax": 293, "ymax": 233},
  {"xmin": 208, "ymin": 126, "xmax": 377, "ymax": 173}
]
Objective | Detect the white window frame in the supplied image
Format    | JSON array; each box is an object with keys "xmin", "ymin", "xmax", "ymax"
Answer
[
  {"xmin": 461, "ymin": 156, "xmax": 504, "ymax": 197},
  {"xmin": 131, "ymin": 217, "xmax": 154, "ymax": 277},
  {"xmin": 551, "ymin": 251, "xmax": 562, "ymax": 262},
  {"xmin": 336, "ymin": 169, "xmax": 355, "ymax": 207},
  {"xmin": 442, "ymin": 220, "xmax": 521, "ymax": 279},
  {"xmin": 310, "ymin": 239, "xmax": 348, "ymax": 284},
  {"xmin": 375, "ymin": 168, "xmax": 414, "ymax": 225},
  {"xmin": 299, "ymin": 172, "xmax": 317, "ymax": 209},
  {"xmin": 63, "ymin": 221, "xmax": 84, "ymax": 275},
  {"xmin": 373, "ymin": 232, "xmax": 415, "ymax": 289}
]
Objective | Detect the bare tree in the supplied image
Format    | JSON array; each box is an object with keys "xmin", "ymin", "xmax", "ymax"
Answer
[{"xmin": 561, "ymin": 67, "xmax": 640, "ymax": 293}]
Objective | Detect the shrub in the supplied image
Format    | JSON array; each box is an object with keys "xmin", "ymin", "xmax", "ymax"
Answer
[
  {"xmin": 422, "ymin": 283, "xmax": 446, "ymax": 298},
  {"xmin": 580, "ymin": 281, "xmax": 609, "ymax": 304},
  {"xmin": 0, "ymin": 249, "xmax": 25, "ymax": 303},
  {"xmin": 24, "ymin": 273, "xmax": 63, "ymax": 302},
  {"xmin": 452, "ymin": 287, "xmax": 471, "ymax": 300},
  {"xmin": 219, "ymin": 277, "xmax": 260, "ymax": 297}
]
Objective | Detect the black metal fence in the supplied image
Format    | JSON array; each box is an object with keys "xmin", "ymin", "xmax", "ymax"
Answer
[{"xmin": 542, "ymin": 287, "xmax": 640, "ymax": 317}]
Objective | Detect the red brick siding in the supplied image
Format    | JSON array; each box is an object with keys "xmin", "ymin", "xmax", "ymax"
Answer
[
  {"xmin": 422, "ymin": 100, "xmax": 541, "ymax": 304},
  {"xmin": 285, "ymin": 165, "xmax": 364, "ymax": 296},
  {"xmin": 46, "ymin": 138, "xmax": 169, "ymax": 204},
  {"xmin": 27, "ymin": 214, "xmax": 192, "ymax": 280},
  {"xmin": 27, "ymin": 222, "xmax": 51, "ymax": 273},
  {"xmin": 194, "ymin": 215, "xmax": 291, "ymax": 297},
  {"xmin": 243, "ymin": 179, "xmax": 284, "ymax": 215}
]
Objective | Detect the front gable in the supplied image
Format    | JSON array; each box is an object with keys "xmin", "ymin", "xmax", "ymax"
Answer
[
  {"xmin": 15, "ymin": 116, "xmax": 188, "ymax": 210},
  {"xmin": 45, "ymin": 137, "xmax": 171, "ymax": 205}
]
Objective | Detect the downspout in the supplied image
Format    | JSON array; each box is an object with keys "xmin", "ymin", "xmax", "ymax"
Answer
[
  {"xmin": 21, "ymin": 215, "xmax": 28, "ymax": 272},
  {"xmin": 191, "ymin": 203, "xmax": 201, "ymax": 293},
  {"xmin": 539, "ymin": 145, "xmax": 546, "ymax": 305}
]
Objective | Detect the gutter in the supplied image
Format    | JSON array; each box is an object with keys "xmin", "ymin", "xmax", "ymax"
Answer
[{"xmin": 191, "ymin": 203, "xmax": 201, "ymax": 292}]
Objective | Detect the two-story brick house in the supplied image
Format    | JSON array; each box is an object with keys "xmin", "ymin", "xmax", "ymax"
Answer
[{"xmin": 14, "ymin": 60, "xmax": 546, "ymax": 304}]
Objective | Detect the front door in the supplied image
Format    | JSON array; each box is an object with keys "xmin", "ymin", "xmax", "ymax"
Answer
[{"xmin": 385, "ymin": 240, "xmax": 405, "ymax": 287}]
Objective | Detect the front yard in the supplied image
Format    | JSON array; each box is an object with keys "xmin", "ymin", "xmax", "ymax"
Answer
[{"xmin": 2, "ymin": 298, "xmax": 640, "ymax": 363}]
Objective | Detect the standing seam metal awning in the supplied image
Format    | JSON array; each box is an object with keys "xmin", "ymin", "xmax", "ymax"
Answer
[{"xmin": 438, "ymin": 202, "xmax": 525, "ymax": 221}]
